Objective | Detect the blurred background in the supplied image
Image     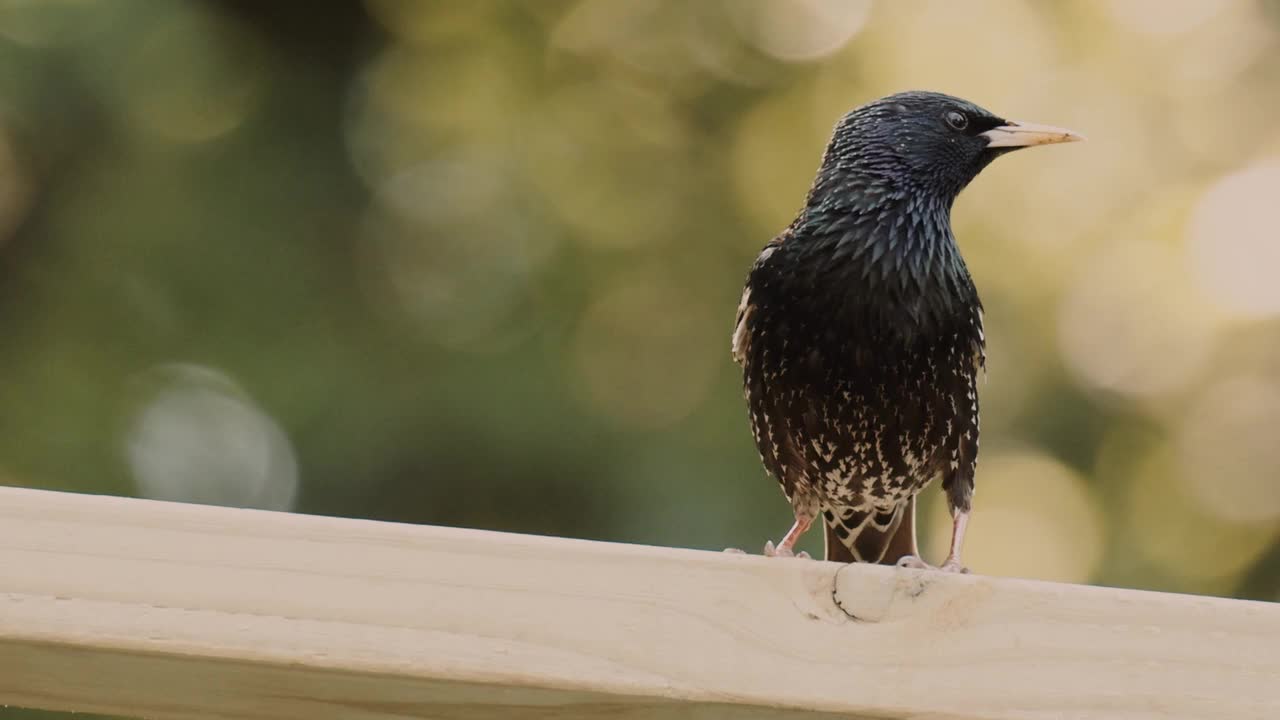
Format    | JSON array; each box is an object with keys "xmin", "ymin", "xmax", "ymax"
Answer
[{"xmin": 2, "ymin": 1, "xmax": 1280, "ymax": 713}]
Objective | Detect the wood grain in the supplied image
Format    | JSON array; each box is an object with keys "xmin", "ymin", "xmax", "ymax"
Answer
[{"xmin": 0, "ymin": 486, "xmax": 1276, "ymax": 720}]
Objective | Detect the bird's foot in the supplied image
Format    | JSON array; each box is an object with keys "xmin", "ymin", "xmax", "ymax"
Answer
[
  {"xmin": 763, "ymin": 540, "xmax": 811, "ymax": 559},
  {"xmin": 895, "ymin": 554, "xmax": 932, "ymax": 570},
  {"xmin": 895, "ymin": 554, "xmax": 969, "ymax": 573},
  {"xmin": 721, "ymin": 544, "xmax": 811, "ymax": 559},
  {"xmin": 724, "ymin": 516, "xmax": 814, "ymax": 559}
]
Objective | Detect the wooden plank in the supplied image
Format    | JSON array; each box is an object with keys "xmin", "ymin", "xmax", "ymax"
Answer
[{"xmin": 0, "ymin": 485, "xmax": 1277, "ymax": 720}]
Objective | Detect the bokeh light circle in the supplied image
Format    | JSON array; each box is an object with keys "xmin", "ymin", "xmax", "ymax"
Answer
[
  {"xmin": 1105, "ymin": 0, "xmax": 1229, "ymax": 37},
  {"xmin": 114, "ymin": 5, "xmax": 264, "ymax": 144},
  {"xmin": 1178, "ymin": 375, "xmax": 1280, "ymax": 524},
  {"xmin": 357, "ymin": 159, "xmax": 554, "ymax": 352},
  {"xmin": 125, "ymin": 365, "xmax": 298, "ymax": 511},
  {"xmin": 1059, "ymin": 239, "xmax": 1217, "ymax": 398},
  {"xmin": 730, "ymin": 0, "xmax": 871, "ymax": 62},
  {"xmin": 1130, "ymin": 444, "xmax": 1277, "ymax": 582},
  {"xmin": 1187, "ymin": 161, "xmax": 1280, "ymax": 319},
  {"xmin": 731, "ymin": 88, "xmax": 826, "ymax": 237}
]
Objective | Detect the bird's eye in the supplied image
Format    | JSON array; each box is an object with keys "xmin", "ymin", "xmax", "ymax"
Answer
[{"xmin": 944, "ymin": 110, "xmax": 969, "ymax": 131}]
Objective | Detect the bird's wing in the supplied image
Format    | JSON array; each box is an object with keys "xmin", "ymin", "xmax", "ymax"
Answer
[
  {"xmin": 731, "ymin": 241, "xmax": 783, "ymax": 366},
  {"xmin": 972, "ymin": 306, "xmax": 987, "ymax": 379},
  {"xmin": 731, "ymin": 285, "xmax": 754, "ymax": 366}
]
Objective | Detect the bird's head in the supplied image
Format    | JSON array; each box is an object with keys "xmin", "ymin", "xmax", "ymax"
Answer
[{"xmin": 813, "ymin": 90, "xmax": 1083, "ymax": 209}]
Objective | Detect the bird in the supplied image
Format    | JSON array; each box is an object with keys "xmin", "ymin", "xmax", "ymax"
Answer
[{"xmin": 730, "ymin": 91, "xmax": 1081, "ymax": 570}]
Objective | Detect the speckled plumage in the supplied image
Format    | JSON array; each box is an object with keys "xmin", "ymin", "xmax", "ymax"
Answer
[{"xmin": 733, "ymin": 91, "xmax": 1079, "ymax": 567}]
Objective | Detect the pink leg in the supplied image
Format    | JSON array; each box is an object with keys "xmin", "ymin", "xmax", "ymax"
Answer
[
  {"xmin": 896, "ymin": 509, "xmax": 970, "ymax": 573},
  {"xmin": 939, "ymin": 510, "xmax": 969, "ymax": 573},
  {"xmin": 764, "ymin": 515, "xmax": 813, "ymax": 558}
]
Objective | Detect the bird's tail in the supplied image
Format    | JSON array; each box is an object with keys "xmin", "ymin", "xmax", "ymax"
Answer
[{"xmin": 822, "ymin": 497, "xmax": 916, "ymax": 564}]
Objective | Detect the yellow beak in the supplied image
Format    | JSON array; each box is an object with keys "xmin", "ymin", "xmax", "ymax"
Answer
[{"xmin": 981, "ymin": 120, "xmax": 1085, "ymax": 148}]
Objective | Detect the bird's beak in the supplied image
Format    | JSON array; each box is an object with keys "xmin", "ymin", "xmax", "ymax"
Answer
[{"xmin": 981, "ymin": 120, "xmax": 1085, "ymax": 148}]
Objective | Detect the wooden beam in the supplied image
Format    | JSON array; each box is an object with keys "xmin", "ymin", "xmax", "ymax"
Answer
[{"xmin": 0, "ymin": 486, "xmax": 1277, "ymax": 720}]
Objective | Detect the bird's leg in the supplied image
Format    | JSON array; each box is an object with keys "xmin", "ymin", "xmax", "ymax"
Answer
[
  {"xmin": 896, "ymin": 507, "xmax": 970, "ymax": 573},
  {"xmin": 938, "ymin": 509, "xmax": 969, "ymax": 573},
  {"xmin": 726, "ymin": 513, "xmax": 814, "ymax": 558},
  {"xmin": 763, "ymin": 514, "xmax": 813, "ymax": 559}
]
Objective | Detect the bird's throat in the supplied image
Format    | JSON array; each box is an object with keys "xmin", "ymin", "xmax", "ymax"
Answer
[{"xmin": 795, "ymin": 195, "xmax": 977, "ymax": 345}]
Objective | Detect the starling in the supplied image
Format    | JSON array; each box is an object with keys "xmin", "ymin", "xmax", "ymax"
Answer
[{"xmin": 731, "ymin": 91, "xmax": 1081, "ymax": 570}]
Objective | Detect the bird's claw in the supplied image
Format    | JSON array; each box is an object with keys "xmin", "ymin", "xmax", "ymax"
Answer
[
  {"xmin": 895, "ymin": 554, "xmax": 933, "ymax": 570},
  {"xmin": 762, "ymin": 540, "xmax": 811, "ymax": 559},
  {"xmin": 722, "ymin": 544, "xmax": 810, "ymax": 559},
  {"xmin": 895, "ymin": 554, "xmax": 970, "ymax": 573}
]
